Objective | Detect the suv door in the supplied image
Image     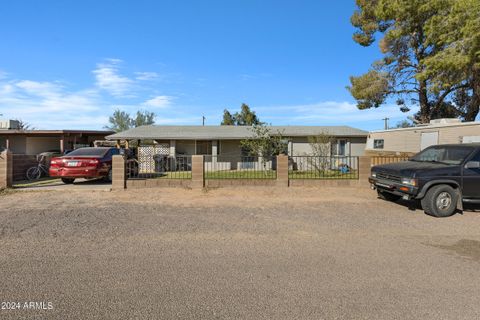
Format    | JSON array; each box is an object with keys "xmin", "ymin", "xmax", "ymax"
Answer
[{"xmin": 462, "ymin": 150, "xmax": 480, "ymax": 199}]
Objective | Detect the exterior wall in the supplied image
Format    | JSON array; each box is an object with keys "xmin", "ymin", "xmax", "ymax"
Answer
[
  {"xmin": 7, "ymin": 136, "xmax": 27, "ymax": 154},
  {"xmin": 290, "ymin": 137, "xmax": 314, "ymax": 156},
  {"xmin": 366, "ymin": 123, "xmax": 480, "ymax": 154},
  {"xmin": 26, "ymin": 137, "xmax": 60, "ymax": 154},
  {"xmin": 219, "ymin": 140, "xmax": 242, "ymax": 157},
  {"xmin": 0, "ymin": 137, "xmax": 6, "ymax": 150},
  {"xmin": 290, "ymin": 136, "xmax": 366, "ymax": 156},
  {"xmin": 168, "ymin": 137, "xmax": 366, "ymax": 157},
  {"xmin": 176, "ymin": 140, "xmax": 196, "ymax": 155},
  {"xmin": 438, "ymin": 126, "xmax": 480, "ymax": 144},
  {"xmin": 350, "ymin": 137, "xmax": 366, "ymax": 156}
]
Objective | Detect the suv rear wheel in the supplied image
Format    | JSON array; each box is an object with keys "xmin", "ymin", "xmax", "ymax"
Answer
[
  {"xmin": 377, "ymin": 189, "xmax": 401, "ymax": 202},
  {"xmin": 421, "ymin": 185, "xmax": 458, "ymax": 217}
]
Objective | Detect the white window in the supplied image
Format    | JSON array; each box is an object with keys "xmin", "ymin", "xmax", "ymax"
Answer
[{"xmin": 332, "ymin": 139, "xmax": 348, "ymax": 156}]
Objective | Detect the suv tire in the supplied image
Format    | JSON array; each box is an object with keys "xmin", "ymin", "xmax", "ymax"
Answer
[
  {"xmin": 421, "ymin": 185, "xmax": 458, "ymax": 217},
  {"xmin": 377, "ymin": 190, "xmax": 401, "ymax": 202}
]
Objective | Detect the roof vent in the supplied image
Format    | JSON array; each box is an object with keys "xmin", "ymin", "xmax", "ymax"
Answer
[{"xmin": 429, "ymin": 118, "xmax": 461, "ymax": 125}]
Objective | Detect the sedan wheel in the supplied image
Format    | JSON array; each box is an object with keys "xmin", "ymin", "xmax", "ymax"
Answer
[{"xmin": 61, "ymin": 178, "xmax": 75, "ymax": 184}]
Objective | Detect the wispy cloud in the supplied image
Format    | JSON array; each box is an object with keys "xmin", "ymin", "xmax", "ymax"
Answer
[
  {"xmin": 93, "ymin": 58, "xmax": 134, "ymax": 97},
  {"xmin": 143, "ymin": 95, "xmax": 174, "ymax": 108},
  {"xmin": 0, "ymin": 78, "xmax": 104, "ymax": 129},
  {"xmin": 0, "ymin": 60, "xmax": 182, "ymax": 129},
  {"xmin": 256, "ymin": 101, "xmax": 418, "ymax": 126},
  {"xmin": 135, "ymin": 71, "xmax": 159, "ymax": 81},
  {"xmin": 0, "ymin": 70, "xmax": 8, "ymax": 80}
]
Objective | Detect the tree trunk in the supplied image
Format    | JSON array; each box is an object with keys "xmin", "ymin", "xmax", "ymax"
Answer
[
  {"xmin": 465, "ymin": 69, "xmax": 480, "ymax": 121},
  {"xmin": 418, "ymin": 80, "xmax": 431, "ymax": 123}
]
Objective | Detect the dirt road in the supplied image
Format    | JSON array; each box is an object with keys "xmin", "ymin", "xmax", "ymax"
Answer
[{"xmin": 1, "ymin": 187, "xmax": 479, "ymax": 319}]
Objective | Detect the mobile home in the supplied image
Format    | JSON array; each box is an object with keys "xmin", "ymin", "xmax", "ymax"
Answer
[{"xmin": 366, "ymin": 119, "xmax": 480, "ymax": 155}]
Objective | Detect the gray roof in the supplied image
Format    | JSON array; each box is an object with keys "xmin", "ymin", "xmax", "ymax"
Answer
[{"xmin": 107, "ymin": 125, "xmax": 368, "ymax": 140}]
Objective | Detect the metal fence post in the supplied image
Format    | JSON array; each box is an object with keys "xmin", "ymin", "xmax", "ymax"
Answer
[
  {"xmin": 191, "ymin": 155, "xmax": 204, "ymax": 188},
  {"xmin": 112, "ymin": 155, "xmax": 126, "ymax": 190},
  {"xmin": 276, "ymin": 154, "xmax": 289, "ymax": 187},
  {"xmin": 0, "ymin": 150, "xmax": 13, "ymax": 189}
]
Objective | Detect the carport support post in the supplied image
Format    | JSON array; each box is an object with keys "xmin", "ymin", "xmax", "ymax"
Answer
[
  {"xmin": 191, "ymin": 155, "xmax": 204, "ymax": 188},
  {"xmin": 0, "ymin": 150, "xmax": 13, "ymax": 189},
  {"xmin": 276, "ymin": 154, "xmax": 289, "ymax": 187},
  {"xmin": 358, "ymin": 156, "xmax": 372, "ymax": 186},
  {"xmin": 112, "ymin": 155, "xmax": 126, "ymax": 190}
]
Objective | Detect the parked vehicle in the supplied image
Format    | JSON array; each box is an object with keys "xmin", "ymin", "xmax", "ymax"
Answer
[
  {"xmin": 369, "ymin": 144, "xmax": 480, "ymax": 217},
  {"xmin": 49, "ymin": 147, "xmax": 120, "ymax": 184}
]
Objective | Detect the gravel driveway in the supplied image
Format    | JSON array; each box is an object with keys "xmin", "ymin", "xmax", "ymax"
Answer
[{"xmin": 1, "ymin": 187, "xmax": 480, "ymax": 319}]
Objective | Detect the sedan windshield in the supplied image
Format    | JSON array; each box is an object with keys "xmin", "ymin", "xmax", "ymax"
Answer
[
  {"xmin": 65, "ymin": 148, "xmax": 108, "ymax": 157},
  {"xmin": 410, "ymin": 146, "xmax": 474, "ymax": 165}
]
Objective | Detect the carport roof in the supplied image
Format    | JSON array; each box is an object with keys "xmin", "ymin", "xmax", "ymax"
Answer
[
  {"xmin": 106, "ymin": 125, "xmax": 368, "ymax": 140},
  {"xmin": 0, "ymin": 129, "xmax": 113, "ymax": 137}
]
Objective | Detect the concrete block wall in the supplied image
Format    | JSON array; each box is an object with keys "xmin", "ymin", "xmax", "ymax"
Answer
[
  {"xmin": 276, "ymin": 154, "xmax": 289, "ymax": 187},
  {"xmin": 0, "ymin": 151, "xmax": 13, "ymax": 188},
  {"xmin": 357, "ymin": 156, "xmax": 372, "ymax": 186},
  {"xmin": 114, "ymin": 154, "xmax": 373, "ymax": 190},
  {"xmin": 191, "ymin": 155, "xmax": 204, "ymax": 188},
  {"xmin": 112, "ymin": 155, "xmax": 126, "ymax": 190}
]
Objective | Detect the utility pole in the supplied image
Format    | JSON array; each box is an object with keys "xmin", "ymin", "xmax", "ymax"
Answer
[
  {"xmin": 202, "ymin": 116, "xmax": 206, "ymax": 126},
  {"xmin": 382, "ymin": 117, "xmax": 389, "ymax": 130}
]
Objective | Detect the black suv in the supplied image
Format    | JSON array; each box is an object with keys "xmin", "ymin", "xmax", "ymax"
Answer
[{"xmin": 369, "ymin": 144, "xmax": 480, "ymax": 217}]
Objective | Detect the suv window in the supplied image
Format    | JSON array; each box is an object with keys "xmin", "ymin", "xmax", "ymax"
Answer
[
  {"xmin": 410, "ymin": 146, "xmax": 474, "ymax": 165},
  {"xmin": 469, "ymin": 151, "xmax": 480, "ymax": 162}
]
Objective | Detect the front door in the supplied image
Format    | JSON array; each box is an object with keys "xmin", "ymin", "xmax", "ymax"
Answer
[{"xmin": 463, "ymin": 151, "xmax": 480, "ymax": 199}]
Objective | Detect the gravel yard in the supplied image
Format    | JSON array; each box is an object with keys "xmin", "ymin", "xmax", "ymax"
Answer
[{"xmin": 1, "ymin": 187, "xmax": 480, "ymax": 319}]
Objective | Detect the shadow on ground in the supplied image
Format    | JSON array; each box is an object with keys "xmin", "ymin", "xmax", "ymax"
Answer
[{"xmin": 13, "ymin": 177, "xmax": 111, "ymax": 189}]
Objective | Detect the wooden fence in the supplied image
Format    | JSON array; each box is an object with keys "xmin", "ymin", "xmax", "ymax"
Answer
[{"xmin": 371, "ymin": 156, "xmax": 409, "ymax": 166}]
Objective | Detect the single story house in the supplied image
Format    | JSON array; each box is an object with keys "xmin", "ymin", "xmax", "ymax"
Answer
[
  {"xmin": 0, "ymin": 128, "xmax": 114, "ymax": 154},
  {"xmin": 106, "ymin": 125, "xmax": 368, "ymax": 157},
  {"xmin": 366, "ymin": 118, "xmax": 480, "ymax": 155}
]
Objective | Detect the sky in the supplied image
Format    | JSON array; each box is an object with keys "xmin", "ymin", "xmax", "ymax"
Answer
[{"xmin": 0, "ymin": 0, "xmax": 419, "ymax": 131}]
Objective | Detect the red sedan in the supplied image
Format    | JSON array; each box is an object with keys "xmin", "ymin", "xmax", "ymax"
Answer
[{"xmin": 49, "ymin": 147, "xmax": 120, "ymax": 184}]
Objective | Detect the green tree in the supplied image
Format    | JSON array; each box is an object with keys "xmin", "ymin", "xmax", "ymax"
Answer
[
  {"xmin": 105, "ymin": 109, "xmax": 133, "ymax": 132},
  {"xmin": 105, "ymin": 109, "xmax": 156, "ymax": 132},
  {"xmin": 221, "ymin": 109, "xmax": 235, "ymax": 125},
  {"xmin": 240, "ymin": 124, "xmax": 287, "ymax": 174},
  {"xmin": 221, "ymin": 103, "xmax": 262, "ymax": 126},
  {"xmin": 395, "ymin": 119, "xmax": 415, "ymax": 128},
  {"xmin": 133, "ymin": 110, "xmax": 156, "ymax": 127},
  {"xmin": 234, "ymin": 103, "xmax": 262, "ymax": 125},
  {"xmin": 347, "ymin": 0, "xmax": 477, "ymax": 123},
  {"xmin": 307, "ymin": 131, "xmax": 334, "ymax": 173},
  {"xmin": 421, "ymin": 0, "xmax": 480, "ymax": 121}
]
